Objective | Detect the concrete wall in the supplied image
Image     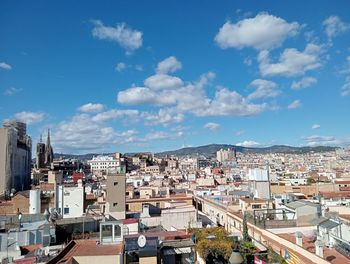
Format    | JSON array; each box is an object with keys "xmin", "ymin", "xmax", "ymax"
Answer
[
  {"xmin": 248, "ymin": 181, "xmax": 270, "ymax": 199},
  {"xmin": 161, "ymin": 207, "xmax": 199, "ymax": 230},
  {"xmin": 0, "ymin": 194, "xmax": 29, "ymax": 215},
  {"xmin": 106, "ymin": 174, "xmax": 125, "ymax": 220},
  {"xmin": 139, "ymin": 256, "xmax": 157, "ymax": 264},
  {"xmin": 127, "ymin": 197, "xmax": 192, "ymax": 212},
  {"xmin": 57, "ymin": 185, "xmax": 84, "ymax": 218},
  {"xmin": 0, "ymin": 127, "xmax": 31, "ymax": 196},
  {"xmin": 139, "ymin": 216, "xmax": 161, "ymax": 228},
  {"xmin": 296, "ymin": 206, "xmax": 318, "ymax": 226}
]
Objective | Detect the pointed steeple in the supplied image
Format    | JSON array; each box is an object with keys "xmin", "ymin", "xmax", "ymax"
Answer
[
  {"xmin": 44, "ymin": 128, "xmax": 54, "ymax": 166},
  {"xmin": 46, "ymin": 129, "xmax": 51, "ymax": 146}
]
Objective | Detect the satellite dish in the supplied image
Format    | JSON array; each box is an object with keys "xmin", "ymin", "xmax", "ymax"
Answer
[{"xmin": 137, "ymin": 235, "xmax": 147, "ymax": 248}]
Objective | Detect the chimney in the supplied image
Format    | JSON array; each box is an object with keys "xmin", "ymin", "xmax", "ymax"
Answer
[
  {"xmin": 140, "ymin": 204, "xmax": 150, "ymax": 218},
  {"xmin": 295, "ymin": 231, "xmax": 303, "ymax": 247},
  {"xmin": 77, "ymin": 179, "xmax": 83, "ymax": 187},
  {"xmin": 315, "ymin": 240, "xmax": 324, "ymax": 258}
]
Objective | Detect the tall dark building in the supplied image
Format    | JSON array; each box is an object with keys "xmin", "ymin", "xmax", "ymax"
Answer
[
  {"xmin": 36, "ymin": 135, "xmax": 46, "ymax": 169},
  {"xmin": 0, "ymin": 120, "xmax": 32, "ymax": 195},
  {"xmin": 44, "ymin": 129, "xmax": 54, "ymax": 167}
]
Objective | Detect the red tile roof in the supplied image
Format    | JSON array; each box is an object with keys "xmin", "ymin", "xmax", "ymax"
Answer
[
  {"xmin": 47, "ymin": 240, "xmax": 123, "ymax": 264},
  {"xmin": 123, "ymin": 218, "xmax": 138, "ymax": 224},
  {"xmin": 278, "ymin": 233, "xmax": 350, "ymax": 264}
]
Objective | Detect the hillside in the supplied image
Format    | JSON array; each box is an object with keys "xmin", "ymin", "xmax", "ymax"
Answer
[
  {"xmin": 51, "ymin": 144, "xmax": 337, "ymax": 160},
  {"xmin": 155, "ymin": 144, "xmax": 337, "ymax": 157}
]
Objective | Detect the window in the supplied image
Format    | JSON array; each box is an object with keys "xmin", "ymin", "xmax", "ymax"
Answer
[
  {"xmin": 101, "ymin": 224, "xmax": 112, "ymax": 238},
  {"xmin": 252, "ymin": 204, "xmax": 261, "ymax": 209},
  {"xmin": 64, "ymin": 208, "xmax": 69, "ymax": 214},
  {"xmin": 114, "ymin": 182, "xmax": 118, "ymax": 186},
  {"xmin": 113, "ymin": 202, "xmax": 118, "ymax": 207},
  {"xmin": 114, "ymin": 224, "xmax": 121, "ymax": 237}
]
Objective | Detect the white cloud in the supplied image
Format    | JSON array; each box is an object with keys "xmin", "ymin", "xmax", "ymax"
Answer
[
  {"xmin": 116, "ymin": 62, "xmax": 126, "ymax": 72},
  {"xmin": 248, "ymin": 79, "xmax": 280, "ymax": 100},
  {"xmin": 291, "ymin": 76, "xmax": 317, "ymax": 90},
  {"xmin": 144, "ymin": 74, "xmax": 183, "ymax": 90},
  {"xmin": 4, "ymin": 87, "xmax": 22, "ymax": 96},
  {"xmin": 199, "ymin": 88, "xmax": 270, "ymax": 117},
  {"xmin": 244, "ymin": 57, "xmax": 252, "ymax": 66},
  {"xmin": 215, "ymin": 13, "xmax": 300, "ymax": 50},
  {"xmin": 91, "ymin": 20, "xmax": 143, "ymax": 52},
  {"xmin": 258, "ymin": 44, "xmax": 323, "ymax": 77},
  {"xmin": 340, "ymin": 56, "xmax": 350, "ymax": 96},
  {"xmin": 78, "ymin": 103, "xmax": 104, "ymax": 113},
  {"xmin": 312, "ymin": 124, "xmax": 321, "ymax": 129},
  {"xmin": 118, "ymin": 58, "xmax": 272, "ymax": 118},
  {"xmin": 144, "ymin": 131, "xmax": 173, "ymax": 141},
  {"xmin": 141, "ymin": 108, "xmax": 184, "ymax": 126},
  {"xmin": 303, "ymin": 135, "xmax": 350, "ymax": 147},
  {"xmin": 118, "ymin": 87, "xmax": 165, "ymax": 105},
  {"xmin": 235, "ymin": 130, "xmax": 245, "ymax": 136},
  {"xmin": 92, "ymin": 109, "xmax": 139, "ymax": 122},
  {"xmin": 14, "ymin": 111, "xmax": 45, "ymax": 124},
  {"xmin": 236, "ymin": 140, "xmax": 261, "ymax": 147},
  {"xmin": 341, "ymin": 76, "xmax": 350, "ymax": 96},
  {"xmin": 156, "ymin": 56, "xmax": 182, "ymax": 74},
  {"xmin": 204, "ymin": 122, "xmax": 220, "ymax": 131},
  {"xmin": 135, "ymin": 65, "xmax": 143, "ymax": 71},
  {"xmin": 0, "ymin": 62, "xmax": 12, "ymax": 70},
  {"xmin": 52, "ymin": 114, "xmax": 132, "ymax": 153},
  {"xmin": 287, "ymin": 100, "xmax": 302, "ymax": 109},
  {"xmin": 323, "ymin": 16, "xmax": 349, "ymax": 39}
]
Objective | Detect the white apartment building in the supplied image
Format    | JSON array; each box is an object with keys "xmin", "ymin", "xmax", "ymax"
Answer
[
  {"xmin": 216, "ymin": 148, "xmax": 235, "ymax": 163},
  {"xmin": 56, "ymin": 183, "xmax": 84, "ymax": 218},
  {"xmin": 88, "ymin": 155, "xmax": 120, "ymax": 172},
  {"xmin": 179, "ymin": 157, "xmax": 198, "ymax": 171}
]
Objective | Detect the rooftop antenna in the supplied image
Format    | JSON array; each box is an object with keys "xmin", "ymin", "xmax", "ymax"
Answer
[{"xmin": 40, "ymin": 134, "xmax": 43, "ymax": 143}]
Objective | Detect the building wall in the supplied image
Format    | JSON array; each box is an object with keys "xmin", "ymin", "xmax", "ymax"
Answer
[
  {"xmin": 248, "ymin": 181, "xmax": 270, "ymax": 199},
  {"xmin": 139, "ymin": 188, "xmax": 155, "ymax": 199},
  {"xmin": 48, "ymin": 171, "xmax": 63, "ymax": 185},
  {"xmin": 0, "ymin": 194, "xmax": 29, "ymax": 215},
  {"xmin": 126, "ymin": 197, "xmax": 192, "ymax": 212},
  {"xmin": 36, "ymin": 143, "xmax": 45, "ymax": 169},
  {"xmin": 0, "ymin": 125, "xmax": 31, "ymax": 196},
  {"xmin": 296, "ymin": 206, "xmax": 318, "ymax": 226},
  {"xmin": 139, "ymin": 256, "xmax": 157, "ymax": 264},
  {"xmin": 161, "ymin": 208, "xmax": 199, "ymax": 230},
  {"xmin": 106, "ymin": 173, "xmax": 126, "ymax": 219},
  {"xmin": 57, "ymin": 185, "xmax": 84, "ymax": 218}
]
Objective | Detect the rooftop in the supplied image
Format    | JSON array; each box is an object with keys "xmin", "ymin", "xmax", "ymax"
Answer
[
  {"xmin": 278, "ymin": 233, "xmax": 350, "ymax": 264},
  {"xmin": 47, "ymin": 239, "xmax": 123, "ymax": 264}
]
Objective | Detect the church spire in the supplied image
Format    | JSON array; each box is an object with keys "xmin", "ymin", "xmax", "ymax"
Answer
[
  {"xmin": 46, "ymin": 129, "xmax": 51, "ymax": 146},
  {"xmin": 44, "ymin": 128, "xmax": 54, "ymax": 167}
]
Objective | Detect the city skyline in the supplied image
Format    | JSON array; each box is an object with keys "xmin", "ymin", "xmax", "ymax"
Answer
[{"xmin": 1, "ymin": 1, "xmax": 350, "ymax": 154}]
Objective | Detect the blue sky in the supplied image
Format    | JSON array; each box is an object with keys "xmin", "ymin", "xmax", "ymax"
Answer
[{"xmin": 1, "ymin": 0, "xmax": 350, "ymax": 154}]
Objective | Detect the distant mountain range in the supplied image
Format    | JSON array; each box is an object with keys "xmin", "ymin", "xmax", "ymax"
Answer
[
  {"xmin": 53, "ymin": 144, "xmax": 338, "ymax": 160},
  {"xmin": 155, "ymin": 144, "xmax": 338, "ymax": 157}
]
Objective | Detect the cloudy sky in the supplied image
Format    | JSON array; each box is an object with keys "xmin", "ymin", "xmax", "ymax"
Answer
[{"xmin": 1, "ymin": 1, "xmax": 350, "ymax": 153}]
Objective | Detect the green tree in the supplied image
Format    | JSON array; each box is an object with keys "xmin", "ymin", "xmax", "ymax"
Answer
[
  {"xmin": 190, "ymin": 227, "xmax": 235, "ymax": 262},
  {"xmin": 242, "ymin": 213, "xmax": 250, "ymax": 242}
]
